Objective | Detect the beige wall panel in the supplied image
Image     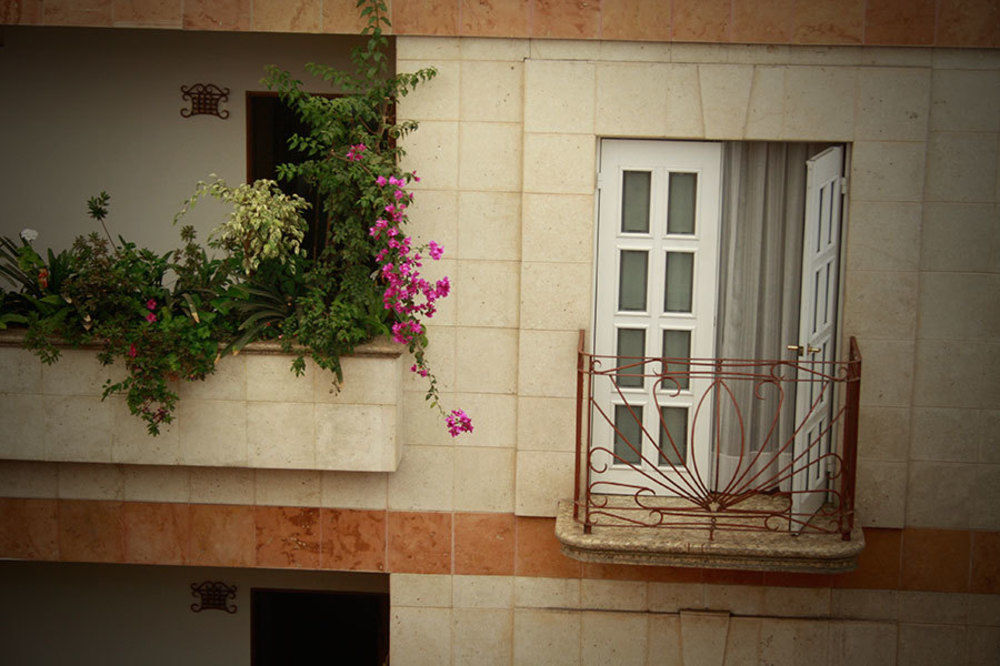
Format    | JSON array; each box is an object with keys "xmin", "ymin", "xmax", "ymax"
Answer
[
  {"xmin": 744, "ymin": 66, "xmax": 786, "ymax": 139},
  {"xmin": 453, "ymin": 446, "xmax": 515, "ymax": 512},
  {"xmin": 524, "ymin": 60, "xmax": 596, "ymax": 134},
  {"xmin": 387, "ymin": 444, "xmax": 454, "ymax": 511},
  {"xmin": 698, "ymin": 64, "xmax": 753, "ymax": 139},
  {"xmin": 920, "ymin": 203, "xmax": 999, "ymax": 273},
  {"xmin": 850, "ymin": 141, "xmax": 927, "ymax": 202},
  {"xmin": 594, "ymin": 63, "xmax": 669, "ymax": 137},
  {"xmin": 391, "ymin": 607, "xmax": 454, "ymax": 665},
  {"xmin": 842, "ymin": 270, "xmax": 919, "ymax": 340},
  {"xmin": 319, "ymin": 469, "xmax": 388, "ymax": 509},
  {"xmin": 453, "ymin": 575, "xmax": 515, "ymax": 608},
  {"xmin": 856, "ymin": 459, "xmax": 907, "ymax": 527},
  {"xmin": 453, "ymin": 608, "xmax": 514, "ymax": 666},
  {"xmin": 516, "ymin": 396, "xmax": 577, "ymax": 452},
  {"xmin": 513, "ymin": 609, "xmax": 581, "ymax": 666},
  {"xmin": 121, "ymin": 465, "xmax": 191, "ymax": 503},
  {"xmin": 397, "ymin": 59, "xmax": 460, "ymax": 121},
  {"xmin": 459, "ymin": 122, "xmax": 523, "ymax": 192},
  {"xmin": 460, "ymin": 60, "xmax": 524, "ymax": 123},
  {"xmin": 926, "ymin": 132, "xmax": 999, "ymax": 203},
  {"xmin": 846, "ymin": 201, "xmax": 923, "ymax": 272},
  {"xmin": 857, "ymin": 68, "xmax": 931, "ymax": 141},
  {"xmin": 456, "ymin": 260, "xmax": 521, "ymax": 328},
  {"xmin": 858, "ymin": 405, "xmax": 911, "ymax": 462},
  {"xmin": 581, "ymin": 611, "xmax": 648, "ymax": 665},
  {"xmin": 514, "ymin": 449, "xmax": 574, "ymax": 516},
  {"xmin": 930, "ymin": 69, "xmax": 1000, "ymax": 133},
  {"xmin": 457, "ymin": 191, "xmax": 522, "ymax": 261},
  {"xmin": 451, "ymin": 392, "xmax": 517, "ymax": 448},
  {"xmin": 254, "ymin": 469, "xmax": 322, "ymax": 506}
]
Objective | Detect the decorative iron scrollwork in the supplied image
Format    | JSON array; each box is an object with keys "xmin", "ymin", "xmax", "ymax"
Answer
[
  {"xmin": 180, "ymin": 83, "xmax": 230, "ymax": 119},
  {"xmin": 190, "ymin": 581, "xmax": 237, "ymax": 613}
]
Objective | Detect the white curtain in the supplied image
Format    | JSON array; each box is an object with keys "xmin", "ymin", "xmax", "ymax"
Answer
[{"xmin": 713, "ymin": 142, "xmax": 824, "ymax": 494}]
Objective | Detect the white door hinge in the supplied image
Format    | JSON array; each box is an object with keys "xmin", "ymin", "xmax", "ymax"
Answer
[{"xmin": 840, "ymin": 176, "xmax": 848, "ymax": 195}]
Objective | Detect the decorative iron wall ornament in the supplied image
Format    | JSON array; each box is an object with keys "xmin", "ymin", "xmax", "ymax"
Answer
[
  {"xmin": 180, "ymin": 83, "xmax": 230, "ymax": 119},
  {"xmin": 190, "ymin": 581, "xmax": 238, "ymax": 613}
]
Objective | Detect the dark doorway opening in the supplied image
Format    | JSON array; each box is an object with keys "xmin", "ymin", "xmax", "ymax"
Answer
[
  {"xmin": 246, "ymin": 92, "xmax": 329, "ymax": 259},
  {"xmin": 251, "ymin": 588, "xmax": 389, "ymax": 665}
]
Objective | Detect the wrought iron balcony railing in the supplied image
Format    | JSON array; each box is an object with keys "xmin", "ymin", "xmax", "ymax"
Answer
[{"xmin": 573, "ymin": 332, "xmax": 862, "ymax": 541}]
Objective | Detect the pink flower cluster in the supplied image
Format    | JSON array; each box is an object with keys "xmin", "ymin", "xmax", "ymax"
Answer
[
  {"xmin": 346, "ymin": 143, "xmax": 366, "ymax": 162},
  {"xmin": 445, "ymin": 409, "xmax": 474, "ymax": 437},
  {"xmin": 369, "ymin": 176, "xmax": 451, "ymax": 346},
  {"xmin": 145, "ymin": 298, "xmax": 157, "ymax": 323}
]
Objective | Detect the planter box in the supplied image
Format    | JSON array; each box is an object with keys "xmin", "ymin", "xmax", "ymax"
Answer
[{"xmin": 0, "ymin": 331, "xmax": 405, "ymax": 472}]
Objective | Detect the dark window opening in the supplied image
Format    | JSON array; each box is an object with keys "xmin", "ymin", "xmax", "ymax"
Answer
[
  {"xmin": 251, "ymin": 588, "xmax": 389, "ymax": 665},
  {"xmin": 246, "ymin": 92, "xmax": 330, "ymax": 260}
]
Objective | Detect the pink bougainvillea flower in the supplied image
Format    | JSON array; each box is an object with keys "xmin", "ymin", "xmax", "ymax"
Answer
[
  {"xmin": 346, "ymin": 143, "xmax": 366, "ymax": 162},
  {"xmin": 146, "ymin": 298, "xmax": 157, "ymax": 310},
  {"xmin": 445, "ymin": 409, "xmax": 474, "ymax": 437},
  {"xmin": 428, "ymin": 241, "xmax": 444, "ymax": 261},
  {"xmin": 376, "ymin": 175, "xmax": 387, "ymax": 187},
  {"xmin": 145, "ymin": 312, "xmax": 157, "ymax": 323},
  {"xmin": 128, "ymin": 343, "xmax": 137, "ymax": 358}
]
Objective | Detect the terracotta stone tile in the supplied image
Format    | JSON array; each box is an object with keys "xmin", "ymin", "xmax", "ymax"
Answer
[
  {"xmin": 1, "ymin": 0, "xmax": 43, "ymax": 23},
  {"xmin": 182, "ymin": 0, "xmax": 251, "ymax": 30},
  {"xmin": 0, "ymin": 498, "xmax": 58, "ymax": 560},
  {"xmin": 253, "ymin": 0, "xmax": 321, "ymax": 31},
  {"xmin": 792, "ymin": 0, "xmax": 864, "ymax": 44},
  {"xmin": 255, "ymin": 506, "xmax": 321, "ymax": 569},
  {"xmin": 864, "ymin": 0, "xmax": 935, "ymax": 45},
  {"xmin": 387, "ymin": 511, "xmax": 452, "ymax": 574},
  {"xmin": 459, "ymin": 0, "xmax": 529, "ymax": 37},
  {"xmin": 532, "ymin": 0, "xmax": 600, "ymax": 39},
  {"xmin": 393, "ymin": 0, "xmax": 459, "ymax": 35},
  {"xmin": 763, "ymin": 571, "xmax": 834, "ymax": 588},
  {"xmin": 936, "ymin": 0, "xmax": 1000, "ymax": 47},
  {"xmin": 833, "ymin": 527, "xmax": 902, "ymax": 590},
  {"xmin": 901, "ymin": 528, "xmax": 971, "ymax": 593},
  {"xmin": 971, "ymin": 531, "xmax": 1000, "ymax": 594},
  {"xmin": 58, "ymin": 499, "xmax": 124, "ymax": 563},
  {"xmin": 188, "ymin": 504, "xmax": 255, "ymax": 567},
  {"xmin": 320, "ymin": 508, "xmax": 387, "ymax": 572},
  {"xmin": 123, "ymin": 502, "xmax": 189, "ymax": 565},
  {"xmin": 581, "ymin": 562, "xmax": 703, "ymax": 583},
  {"xmin": 704, "ymin": 568, "xmax": 765, "ymax": 586},
  {"xmin": 43, "ymin": 0, "xmax": 112, "ymax": 25},
  {"xmin": 112, "ymin": 0, "xmax": 181, "ymax": 26},
  {"xmin": 454, "ymin": 512, "xmax": 515, "ymax": 575},
  {"xmin": 671, "ymin": 0, "xmax": 730, "ymax": 42},
  {"xmin": 322, "ymin": 0, "xmax": 368, "ymax": 33},
  {"xmin": 600, "ymin": 0, "xmax": 670, "ymax": 41},
  {"xmin": 731, "ymin": 0, "xmax": 793, "ymax": 44},
  {"xmin": 514, "ymin": 516, "xmax": 581, "ymax": 578}
]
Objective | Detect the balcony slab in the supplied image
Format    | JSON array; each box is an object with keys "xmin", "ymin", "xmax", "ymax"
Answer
[{"xmin": 554, "ymin": 500, "xmax": 865, "ymax": 573}]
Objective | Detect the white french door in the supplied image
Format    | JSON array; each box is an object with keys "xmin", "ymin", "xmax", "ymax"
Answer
[
  {"xmin": 790, "ymin": 146, "xmax": 845, "ymax": 522},
  {"xmin": 592, "ymin": 140, "xmax": 722, "ymax": 493}
]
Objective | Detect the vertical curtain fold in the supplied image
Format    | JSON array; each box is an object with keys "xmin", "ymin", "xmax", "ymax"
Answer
[{"xmin": 714, "ymin": 142, "xmax": 810, "ymax": 493}]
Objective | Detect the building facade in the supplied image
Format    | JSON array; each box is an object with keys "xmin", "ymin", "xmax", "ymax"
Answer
[{"xmin": 1, "ymin": 1, "xmax": 999, "ymax": 663}]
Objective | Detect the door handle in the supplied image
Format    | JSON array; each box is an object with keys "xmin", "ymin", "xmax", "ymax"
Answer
[{"xmin": 787, "ymin": 344, "xmax": 822, "ymax": 356}]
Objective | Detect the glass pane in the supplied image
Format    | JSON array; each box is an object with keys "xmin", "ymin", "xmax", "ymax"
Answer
[
  {"xmin": 616, "ymin": 328, "xmax": 646, "ymax": 389},
  {"xmin": 664, "ymin": 252, "xmax": 693, "ymax": 313},
  {"xmin": 613, "ymin": 405, "xmax": 643, "ymax": 465},
  {"xmin": 658, "ymin": 406, "xmax": 687, "ymax": 466},
  {"xmin": 661, "ymin": 330, "xmax": 691, "ymax": 390},
  {"xmin": 619, "ymin": 250, "xmax": 648, "ymax": 311},
  {"xmin": 667, "ymin": 172, "xmax": 697, "ymax": 234},
  {"xmin": 621, "ymin": 171, "xmax": 651, "ymax": 233}
]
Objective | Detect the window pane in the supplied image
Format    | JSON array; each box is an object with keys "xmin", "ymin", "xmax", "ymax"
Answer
[
  {"xmin": 659, "ymin": 406, "xmax": 687, "ymax": 466},
  {"xmin": 621, "ymin": 171, "xmax": 651, "ymax": 233},
  {"xmin": 613, "ymin": 405, "xmax": 643, "ymax": 465},
  {"xmin": 667, "ymin": 172, "xmax": 696, "ymax": 234},
  {"xmin": 664, "ymin": 252, "xmax": 693, "ymax": 313},
  {"xmin": 661, "ymin": 330, "xmax": 691, "ymax": 390},
  {"xmin": 616, "ymin": 328, "xmax": 646, "ymax": 389},
  {"xmin": 619, "ymin": 250, "xmax": 648, "ymax": 311}
]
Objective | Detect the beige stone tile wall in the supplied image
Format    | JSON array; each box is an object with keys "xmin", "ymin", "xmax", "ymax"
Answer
[
  {"xmin": 387, "ymin": 573, "xmax": 1000, "ymax": 664},
  {"xmin": 396, "ymin": 36, "xmax": 1000, "ymax": 535},
  {"xmin": 0, "ymin": 344, "xmax": 405, "ymax": 474}
]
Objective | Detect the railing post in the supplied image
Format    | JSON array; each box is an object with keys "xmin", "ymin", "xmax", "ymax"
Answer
[
  {"xmin": 840, "ymin": 337, "xmax": 862, "ymax": 540},
  {"xmin": 574, "ymin": 330, "xmax": 585, "ymax": 524}
]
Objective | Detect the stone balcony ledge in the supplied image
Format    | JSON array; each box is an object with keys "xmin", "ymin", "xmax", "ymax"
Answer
[
  {"xmin": 0, "ymin": 330, "xmax": 406, "ymax": 472},
  {"xmin": 555, "ymin": 500, "xmax": 865, "ymax": 574}
]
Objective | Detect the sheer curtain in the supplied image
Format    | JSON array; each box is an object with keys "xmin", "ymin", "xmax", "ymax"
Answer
[{"xmin": 713, "ymin": 142, "xmax": 822, "ymax": 493}]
